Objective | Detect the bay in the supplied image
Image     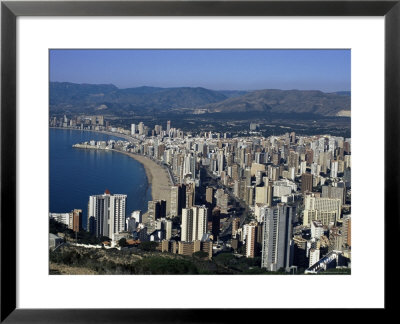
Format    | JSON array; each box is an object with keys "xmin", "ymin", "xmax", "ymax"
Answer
[{"xmin": 49, "ymin": 128, "xmax": 151, "ymax": 228}]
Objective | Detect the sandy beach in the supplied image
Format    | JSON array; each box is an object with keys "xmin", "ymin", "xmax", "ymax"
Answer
[
  {"xmin": 117, "ymin": 151, "xmax": 172, "ymax": 214},
  {"xmin": 53, "ymin": 127, "xmax": 172, "ymax": 215}
]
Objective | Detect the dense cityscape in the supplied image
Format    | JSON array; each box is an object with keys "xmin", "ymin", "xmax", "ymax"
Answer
[{"xmin": 49, "ymin": 114, "xmax": 351, "ymax": 275}]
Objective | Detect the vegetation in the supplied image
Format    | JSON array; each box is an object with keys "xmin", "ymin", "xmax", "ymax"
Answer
[
  {"xmin": 50, "ymin": 218, "xmax": 110, "ymax": 245},
  {"xmin": 50, "ymin": 82, "xmax": 350, "ymax": 118},
  {"xmin": 49, "ymin": 218, "xmax": 73, "ymax": 236},
  {"xmin": 138, "ymin": 241, "xmax": 158, "ymax": 252},
  {"xmin": 118, "ymin": 238, "xmax": 127, "ymax": 247},
  {"xmin": 134, "ymin": 257, "xmax": 198, "ymax": 274},
  {"xmin": 192, "ymin": 251, "xmax": 209, "ymax": 259},
  {"xmin": 50, "ymin": 246, "xmax": 199, "ymax": 275}
]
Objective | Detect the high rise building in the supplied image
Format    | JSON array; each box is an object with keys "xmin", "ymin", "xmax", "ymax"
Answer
[
  {"xmin": 211, "ymin": 207, "xmax": 220, "ymax": 240},
  {"xmin": 165, "ymin": 219, "xmax": 173, "ymax": 240},
  {"xmin": 261, "ymin": 203, "xmax": 294, "ymax": 272},
  {"xmin": 290, "ymin": 132, "xmax": 296, "ymax": 144},
  {"xmin": 301, "ymin": 173, "xmax": 313, "ymax": 193},
  {"xmin": 170, "ymin": 184, "xmax": 186, "ymax": 218},
  {"xmin": 215, "ymin": 189, "xmax": 229, "ymax": 214},
  {"xmin": 341, "ymin": 215, "xmax": 351, "ymax": 248},
  {"xmin": 311, "ymin": 220, "xmax": 324, "ymax": 239},
  {"xmin": 288, "ymin": 151, "xmax": 299, "ymax": 174},
  {"xmin": 245, "ymin": 222, "xmax": 257, "ymax": 258},
  {"xmin": 170, "ymin": 185, "xmax": 179, "ymax": 217},
  {"xmin": 138, "ymin": 122, "xmax": 144, "ymax": 135},
  {"xmin": 148, "ymin": 200, "xmax": 167, "ymax": 221},
  {"xmin": 330, "ymin": 160, "xmax": 338, "ymax": 178},
  {"xmin": 186, "ymin": 183, "xmax": 195, "ymax": 209},
  {"xmin": 131, "ymin": 124, "xmax": 136, "ymax": 136},
  {"xmin": 131, "ymin": 210, "xmax": 142, "ymax": 223},
  {"xmin": 70, "ymin": 209, "xmax": 82, "ymax": 232},
  {"xmin": 322, "ymin": 185, "xmax": 346, "ymax": 205},
  {"xmin": 305, "ymin": 149, "xmax": 314, "ymax": 165},
  {"xmin": 206, "ymin": 186, "xmax": 214, "ymax": 206},
  {"xmin": 255, "ymin": 182, "xmax": 273, "ymax": 206},
  {"xmin": 87, "ymin": 190, "xmax": 127, "ymax": 240},
  {"xmin": 309, "ymin": 248, "xmax": 320, "ymax": 267},
  {"xmin": 293, "ymin": 236, "xmax": 309, "ymax": 268},
  {"xmin": 167, "ymin": 120, "xmax": 171, "ymax": 134},
  {"xmin": 303, "ymin": 195, "xmax": 342, "ymax": 226},
  {"xmin": 181, "ymin": 205, "xmax": 208, "ymax": 242},
  {"xmin": 232, "ymin": 217, "xmax": 240, "ymax": 238}
]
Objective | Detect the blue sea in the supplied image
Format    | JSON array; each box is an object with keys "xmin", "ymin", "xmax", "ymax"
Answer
[{"xmin": 49, "ymin": 128, "xmax": 151, "ymax": 228}]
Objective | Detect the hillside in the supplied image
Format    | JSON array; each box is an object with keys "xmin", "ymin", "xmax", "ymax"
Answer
[
  {"xmin": 50, "ymin": 82, "xmax": 350, "ymax": 117},
  {"xmin": 201, "ymin": 89, "xmax": 350, "ymax": 116},
  {"xmin": 50, "ymin": 82, "xmax": 228, "ymax": 115}
]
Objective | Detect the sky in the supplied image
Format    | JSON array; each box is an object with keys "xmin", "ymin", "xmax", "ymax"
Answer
[{"xmin": 49, "ymin": 49, "xmax": 350, "ymax": 92}]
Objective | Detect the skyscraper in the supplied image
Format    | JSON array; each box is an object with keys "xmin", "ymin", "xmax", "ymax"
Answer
[
  {"xmin": 87, "ymin": 190, "xmax": 127, "ymax": 240},
  {"xmin": 232, "ymin": 217, "xmax": 240, "ymax": 238},
  {"xmin": 167, "ymin": 120, "xmax": 171, "ymax": 134},
  {"xmin": 71, "ymin": 209, "xmax": 82, "ymax": 232},
  {"xmin": 301, "ymin": 173, "xmax": 313, "ymax": 193},
  {"xmin": 330, "ymin": 160, "xmax": 338, "ymax": 178},
  {"xmin": 170, "ymin": 184, "xmax": 186, "ymax": 218},
  {"xmin": 206, "ymin": 186, "xmax": 214, "ymax": 206},
  {"xmin": 261, "ymin": 203, "xmax": 294, "ymax": 272},
  {"xmin": 288, "ymin": 150, "xmax": 299, "ymax": 174},
  {"xmin": 245, "ymin": 222, "xmax": 257, "ymax": 258},
  {"xmin": 131, "ymin": 124, "xmax": 136, "ymax": 136},
  {"xmin": 211, "ymin": 207, "xmax": 220, "ymax": 240},
  {"xmin": 342, "ymin": 215, "xmax": 351, "ymax": 248},
  {"xmin": 181, "ymin": 205, "xmax": 208, "ymax": 242},
  {"xmin": 148, "ymin": 200, "xmax": 166, "ymax": 222},
  {"xmin": 138, "ymin": 122, "xmax": 144, "ymax": 135},
  {"xmin": 186, "ymin": 182, "xmax": 195, "ymax": 208}
]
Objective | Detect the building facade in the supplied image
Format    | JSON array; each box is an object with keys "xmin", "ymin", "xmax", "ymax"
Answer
[
  {"xmin": 87, "ymin": 190, "xmax": 127, "ymax": 240},
  {"xmin": 261, "ymin": 203, "xmax": 295, "ymax": 271}
]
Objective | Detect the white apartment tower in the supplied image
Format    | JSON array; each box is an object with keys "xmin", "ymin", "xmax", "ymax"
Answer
[
  {"xmin": 181, "ymin": 205, "xmax": 207, "ymax": 242},
  {"xmin": 245, "ymin": 223, "xmax": 257, "ymax": 258},
  {"xmin": 87, "ymin": 190, "xmax": 127, "ymax": 240}
]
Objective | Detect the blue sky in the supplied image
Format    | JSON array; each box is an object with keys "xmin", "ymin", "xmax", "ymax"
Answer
[{"xmin": 50, "ymin": 49, "xmax": 350, "ymax": 92}]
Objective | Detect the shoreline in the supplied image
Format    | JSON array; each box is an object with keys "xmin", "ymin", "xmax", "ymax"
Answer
[
  {"xmin": 116, "ymin": 151, "xmax": 172, "ymax": 212},
  {"xmin": 52, "ymin": 127, "xmax": 172, "ymax": 213},
  {"xmin": 49, "ymin": 126, "xmax": 136, "ymax": 142}
]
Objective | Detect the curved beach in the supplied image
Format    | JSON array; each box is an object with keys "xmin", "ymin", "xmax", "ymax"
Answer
[
  {"xmin": 53, "ymin": 127, "xmax": 172, "ymax": 214},
  {"xmin": 114, "ymin": 151, "xmax": 172, "ymax": 213}
]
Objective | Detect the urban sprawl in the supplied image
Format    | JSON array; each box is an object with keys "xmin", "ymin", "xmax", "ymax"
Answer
[{"xmin": 50, "ymin": 115, "xmax": 351, "ymax": 274}]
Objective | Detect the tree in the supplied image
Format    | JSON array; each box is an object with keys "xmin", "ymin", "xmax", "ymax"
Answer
[
  {"xmin": 193, "ymin": 251, "xmax": 208, "ymax": 259},
  {"xmin": 118, "ymin": 238, "xmax": 127, "ymax": 247},
  {"xmin": 139, "ymin": 241, "xmax": 158, "ymax": 252}
]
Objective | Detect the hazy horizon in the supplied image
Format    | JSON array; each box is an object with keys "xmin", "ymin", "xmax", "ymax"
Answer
[
  {"xmin": 49, "ymin": 80, "xmax": 351, "ymax": 94},
  {"xmin": 50, "ymin": 49, "xmax": 351, "ymax": 93}
]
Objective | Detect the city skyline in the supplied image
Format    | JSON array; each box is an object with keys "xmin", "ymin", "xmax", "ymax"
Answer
[
  {"xmin": 49, "ymin": 49, "xmax": 351, "ymax": 275},
  {"xmin": 50, "ymin": 115, "xmax": 351, "ymax": 275}
]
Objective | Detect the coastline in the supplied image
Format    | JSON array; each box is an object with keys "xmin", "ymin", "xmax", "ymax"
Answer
[
  {"xmin": 116, "ymin": 151, "xmax": 172, "ymax": 213},
  {"xmin": 51, "ymin": 127, "xmax": 171, "ymax": 213}
]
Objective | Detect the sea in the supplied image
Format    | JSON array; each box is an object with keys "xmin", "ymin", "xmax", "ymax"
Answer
[{"xmin": 49, "ymin": 128, "xmax": 151, "ymax": 228}]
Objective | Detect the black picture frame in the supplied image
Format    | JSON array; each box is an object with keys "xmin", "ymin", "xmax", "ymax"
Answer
[{"xmin": 1, "ymin": 0, "xmax": 398, "ymax": 322}]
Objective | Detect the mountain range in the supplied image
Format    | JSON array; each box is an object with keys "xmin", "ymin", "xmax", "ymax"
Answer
[{"xmin": 50, "ymin": 82, "xmax": 350, "ymax": 117}]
